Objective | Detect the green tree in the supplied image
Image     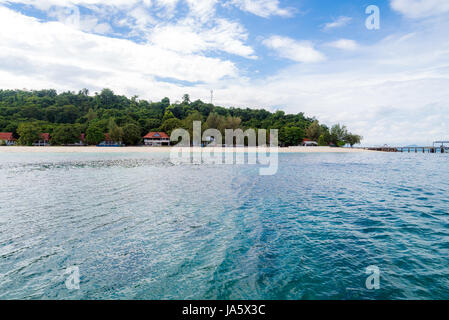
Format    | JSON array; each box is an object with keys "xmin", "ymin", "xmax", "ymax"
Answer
[
  {"xmin": 318, "ymin": 134, "xmax": 327, "ymax": 146},
  {"xmin": 280, "ymin": 126, "xmax": 304, "ymax": 147},
  {"xmin": 52, "ymin": 125, "xmax": 82, "ymax": 145},
  {"xmin": 183, "ymin": 111, "xmax": 203, "ymax": 137},
  {"xmin": 139, "ymin": 118, "xmax": 162, "ymax": 136},
  {"xmin": 305, "ymin": 121, "xmax": 322, "ymax": 141},
  {"xmin": 160, "ymin": 118, "xmax": 183, "ymax": 136},
  {"xmin": 330, "ymin": 124, "xmax": 348, "ymax": 146},
  {"xmin": 110, "ymin": 125, "xmax": 123, "ymax": 143},
  {"xmin": 146, "ymin": 118, "xmax": 161, "ymax": 130},
  {"xmin": 19, "ymin": 105, "xmax": 44, "ymax": 120},
  {"xmin": 165, "ymin": 105, "xmax": 184, "ymax": 119},
  {"xmin": 3, "ymin": 122, "xmax": 19, "ymax": 135},
  {"xmin": 223, "ymin": 116, "xmax": 241, "ymax": 130},
  {"xmin": 161, "ymin": 97, "xmax": 170, "ymax": 108},
  {"xmin": 162, "ymin": 110, "xmax": 175, "ymax": 122},
  {"xmin": 79, "ymin": 88, "xmax": 89, "ymax": 96},
  {"xmin": 205, "ymin": 113, "xmax": 225, "ymax": 144},
  {"xmin": 205, "ymin": 113, "xmax": 224, "ymax": 130},
  {"xmin": 17, "ymin": 123, "xmax": 40, "ymax": 146},
  {"xmin": 182, "ymin": 94, "xmax": 191, "ymax": 104},
  {"xmin": 108, "ymin": 118, "xmax": 123, "ymax": 142},
  {"xmin": 86, "ymin": 108, "xmax": 97, "ymax": 122},
  {"xmin": 122, "ymin": 123, "xmax": 142, "ymax": 145},
  {"xmin": 273, "ymin": 110, "xmax": 285, "ymax": 120},
  {"xmin": 345, "ymin": 133, "xmax": 362, "ymax": 147},
  {"xmin": 57, "ymin": 105, "xmax": 79, "ymax": 123},
  {"xmin": 45, "ymin": 106, "xmax": 59, "ymax": 122},
  {"xmin": 86, "ymin": 124, "xmax": 104, "ymax": 145},
  {"xmin": 98, "ymin": 88, "xmax": 115, "ymax": 108},
  {"xmin": 317, "ymin": 129, "xmax": 332, "ymax": 146}
]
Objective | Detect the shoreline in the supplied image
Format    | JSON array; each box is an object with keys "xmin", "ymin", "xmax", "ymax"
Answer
[{"xmin": 0, "ymin": 146, "xmax": 374, "ymax": 153}]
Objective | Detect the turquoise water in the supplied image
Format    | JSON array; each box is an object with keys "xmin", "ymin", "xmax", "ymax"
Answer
[{"xmin": 0, "ymin": 152, "xmax": 448, "ymax": 300}]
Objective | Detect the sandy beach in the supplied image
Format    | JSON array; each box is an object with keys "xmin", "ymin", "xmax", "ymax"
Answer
[{"xmin": 0, "ymin": 146, "xmax": 374, "ymax": 153}]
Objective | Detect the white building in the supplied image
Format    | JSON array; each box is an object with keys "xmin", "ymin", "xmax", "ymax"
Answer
[{"xmin": 143, "ymin": 132, "xmax": 170, "ymax": 146}]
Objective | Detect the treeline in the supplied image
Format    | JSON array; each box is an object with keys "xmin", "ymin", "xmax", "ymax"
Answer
[{"xmin": 0, "ymin": 89, "xmax": 362, "ymax": 146}]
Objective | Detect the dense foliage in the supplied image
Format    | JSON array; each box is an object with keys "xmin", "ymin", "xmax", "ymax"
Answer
[{"xmin": 0, "ymin": 89, "xmax": 362, "ymax": 146}]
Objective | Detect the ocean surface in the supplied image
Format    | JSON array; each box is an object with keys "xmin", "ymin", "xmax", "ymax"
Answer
[{"xmin": 0, "ymin": 151, "xmax": 448, "ymax": 300}]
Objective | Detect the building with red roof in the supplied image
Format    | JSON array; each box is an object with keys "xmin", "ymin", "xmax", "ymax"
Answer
[
  {"xmin": 0, "ymin": 132, "xmax": 16, "ymax": 145},
  {"xmin": 143, "ymin": 132, "xmax": 170, "ymax": 146},
  {"xmin": 33, "ymin": 133, "xmax": 51, "ymax": 146},
  {"xmin": 97, "ymin": 133, "xmax": 123, "ymax": 147},
  {"xmin": 302, "ymin": 138, "xmax": 318, "ymax": 147}
]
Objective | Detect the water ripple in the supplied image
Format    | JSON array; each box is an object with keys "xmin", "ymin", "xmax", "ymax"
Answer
[{"xmin": 0, "ymin": 152, "xmax": 448, "ymax": 299}]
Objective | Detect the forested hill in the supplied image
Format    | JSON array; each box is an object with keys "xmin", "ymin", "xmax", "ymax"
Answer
[{"xmin": 0, "ymin": 89, "xmax": 361, "ymax": 146}]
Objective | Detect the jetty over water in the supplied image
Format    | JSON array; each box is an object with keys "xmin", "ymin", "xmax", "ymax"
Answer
[
  {"xmin": 366, "ymin": 141, "xmax": 449, "ymax": 153},
  {"xmin": 433, "ymin": 141, "xmax": 449, "ymax": 147}
]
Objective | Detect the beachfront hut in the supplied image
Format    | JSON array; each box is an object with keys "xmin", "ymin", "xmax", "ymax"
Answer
[
  {"xmin": 0, "ymin": 132, "xmax": 16, "ymax": 145},
  {"xmin": 143, "ymin": 132, "xmax": 170, "ymax": 146},
  {"xmin": 98, "ymin": 133, "xmax": 122, "ymax": 146},
  {"xmin": 302, "ymin": 139, "xmax": 318, "ymax": 147},
  {"xmin": 34, "ymin": 133, "xmax": 50, "ymax": 146},
  {"xmin": 79, "ymin": 133, "xmax": 86, "ymax": 146}
]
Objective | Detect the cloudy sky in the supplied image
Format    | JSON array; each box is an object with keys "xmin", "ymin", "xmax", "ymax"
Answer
[{"xmin": 1, "ymin": 0, "xmax": 449, "ymax": 145}]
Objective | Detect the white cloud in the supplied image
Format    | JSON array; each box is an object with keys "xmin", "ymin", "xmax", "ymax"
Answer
[
  {"xmin": 218, "ymin": 28, "xmax": 449, "ymax": 146},
  {"xmin": 228, "ymin": 0, "xmax": 293, "ymax": 18},
  {"xmin": 4, "ymin": 0, "xmax": 140, "ymax": 11},
  {"xmin": 4, "ymin": 0, "xmax": 256, "ymax": 59},
  {"xmin": 5, "ymin": 0, "xmax": 294, "ymax": 19},
  {"xmin": 262, "ymin": 36, "xmax": 325, "ymax": 63},
  {"xmin": 185, "ymin": 0, "xmax": 217, "ymax": 22},
  {"xmin": 326, "ymin": 39, "xmax": 358, "ymax": 50},
  {"xmin": 127, "ymin": 6, "xmax": 157, "ymax": 30},
  {"xmin": 47, "ymin": 6, "xmax": 112, "ymax": 34},
  {"xmin": 0, "ymin": 6, "xmax": 237, "ymax": 86},
  {"xmin": 391, "ymin": 0, "xmax": 449, "ymax": 18},
  {"xmin": 148, "ymin": 18, "xmax": 256, "ymax": 58},
  {"xmin": 323, "ymin": 16, "xmax": 352, "ymax": 30},
  {"xmin": 154, "ymin": 0, "xmax": 180, "ymax": 17}
]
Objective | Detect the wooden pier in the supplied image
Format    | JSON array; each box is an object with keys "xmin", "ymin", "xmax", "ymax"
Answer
[
  {"xmin": 366, "ymin": 146, "xmax": 399, "ymax": 152},
  {"xmin": 366, "ymin": 141, "xmax": 449, "ymax": 153},
  {"xmin": 395, "ymin": 147, "xmax": 445, "ymax": 153}
]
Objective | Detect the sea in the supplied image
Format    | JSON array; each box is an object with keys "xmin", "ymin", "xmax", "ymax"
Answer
[{"xmin": 0, "ymin": 151, "xmax": 448, "ymax": 299}]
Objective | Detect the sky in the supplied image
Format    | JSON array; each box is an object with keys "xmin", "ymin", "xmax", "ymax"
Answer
[{"xmin": 0, "ymin": 0, "xmax": 449, "ymax": 146}]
